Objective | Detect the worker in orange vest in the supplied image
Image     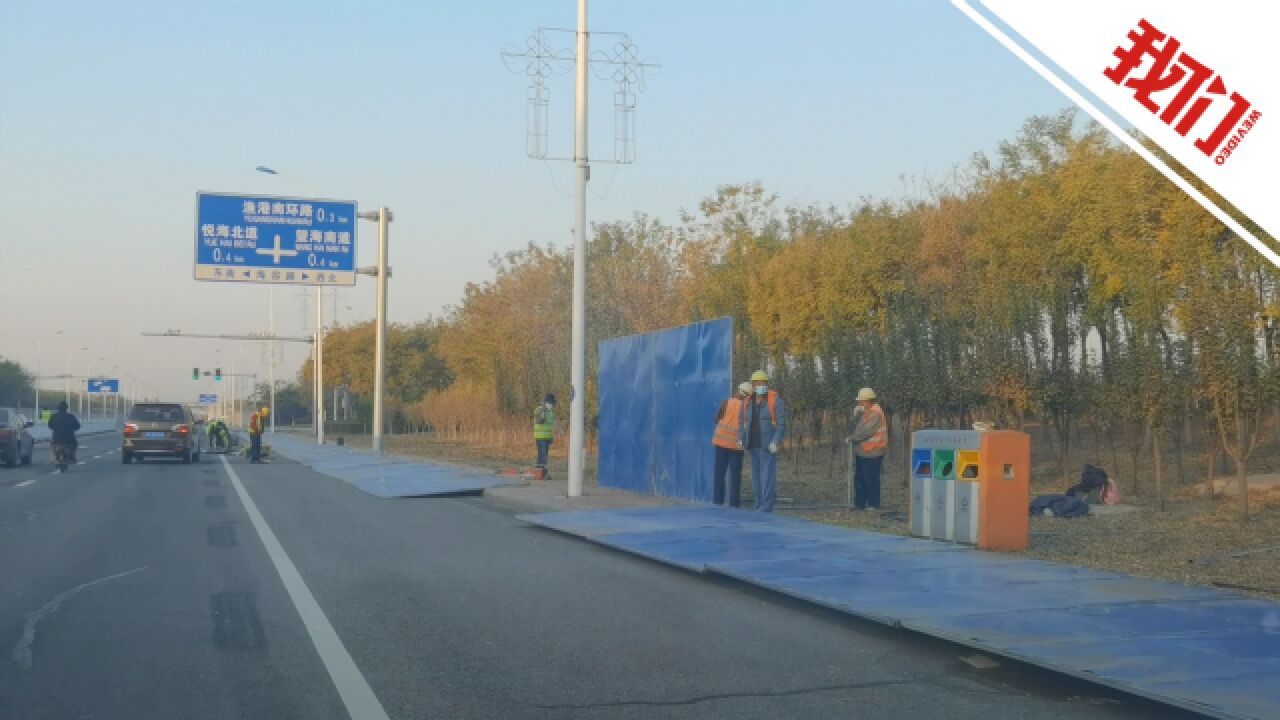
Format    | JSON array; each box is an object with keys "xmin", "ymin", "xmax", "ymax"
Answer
[
  {"xmin": 249, "ymin": 406, "xmax": 269, "ymax": 464},
  {"xmin": 847, "ymin": 387, "xmax": 888, "ymax": 509},
  {"xmin": 711, "ymin": 382, "xmax": 751, "ymax": 506}
]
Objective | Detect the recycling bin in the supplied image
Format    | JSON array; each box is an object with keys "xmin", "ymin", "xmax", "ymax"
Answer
[
  {"xmin": 910, "ymin": 429, "xmax": 1030, "ymax": 549},
  {"xmin": 909, "ymin": 448, "xmax": 932, "ymax": 536},
  {"xmin": 909, "ymin": 430, "xmax": 980, "ymax": 541},
  {"xmin": 954, "ymin": 450, "xmax": 981, "ymax": 544}
]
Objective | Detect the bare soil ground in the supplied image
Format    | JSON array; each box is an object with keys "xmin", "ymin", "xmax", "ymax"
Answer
[{"xmin": 326, "ymin": 430, "xmax": 1280, "ymax": 601}]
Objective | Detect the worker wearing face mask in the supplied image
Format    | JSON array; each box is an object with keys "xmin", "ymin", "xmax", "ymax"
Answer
[{"xmin": 739, "ymin": 370, "xmax": 787, "ymax": 513}]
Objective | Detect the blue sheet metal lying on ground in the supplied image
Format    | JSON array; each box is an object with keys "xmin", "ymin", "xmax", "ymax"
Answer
[
  {"xmin": 269, "ymin": 433, "xmax": 517, "ymax": 497},
  {"xmin": 520, "ymin": 505, "xmax": 1280, "ymax": 720}
]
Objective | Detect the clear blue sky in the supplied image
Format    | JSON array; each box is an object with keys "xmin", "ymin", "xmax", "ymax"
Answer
[{"xmin": 0, "ymin": 0, "xmax": 1067, "ymax": 402}]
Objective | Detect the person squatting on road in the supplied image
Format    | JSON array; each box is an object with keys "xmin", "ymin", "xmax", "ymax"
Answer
[
  {"xmin": 533, "ymin": 394, "xmax": 556, "ymax": 480},
  {"xmin": 847, "ymin": 387, "xmax": 888, "ymax": 510},
  {"xmin": 711, "ymin": 382, "xmax": 751, "ymax": 507},
  {"xmin": 741, "ymin": 370, "xmax": 786, "ymax": 513},
  {"xmin": 208, "ymin": 418, "xmax": 230, "ymax": 450},
  {"xmin": 47, "ymin": 401, "xmax": 80, "ymax": 472}
]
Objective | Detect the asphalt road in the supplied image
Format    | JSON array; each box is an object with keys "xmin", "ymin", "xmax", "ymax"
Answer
[{"xmin": 0, "ymin": 436, "xmax": 1204, "ymax": 720}]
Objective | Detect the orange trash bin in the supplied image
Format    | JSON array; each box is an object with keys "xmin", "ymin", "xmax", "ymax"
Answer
[{"xmin": 976, "ymin": 430, "xmax": 1030, "ymax": 551}]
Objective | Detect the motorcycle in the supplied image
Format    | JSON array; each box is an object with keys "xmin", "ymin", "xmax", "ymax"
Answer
[{"xmin": 52, "ymin": 442, "xmax": 74, "ymax": 472}]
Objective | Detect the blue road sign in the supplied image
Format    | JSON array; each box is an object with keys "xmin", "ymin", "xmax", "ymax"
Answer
[
  {"xmin": 198, "ymin": 394, "xmax": 218, "ymax": 405},
  {"xmin": 194, "ymin": 192, "xmax": 357, "ymax": 286},
  {"xmin": 88, "ymin": 378, "xmax": 120, "ymax": 394}
]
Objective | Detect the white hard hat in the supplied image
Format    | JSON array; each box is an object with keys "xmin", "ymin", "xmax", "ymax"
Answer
[{"xmin": 856, "ymin": 387, "xmax": 877, "ymax": 401}]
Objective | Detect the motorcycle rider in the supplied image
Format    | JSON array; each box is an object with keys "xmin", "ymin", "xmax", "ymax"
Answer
[{"xmin": 47, "ymin": 401, "xmax": 80, "ymax": 472}]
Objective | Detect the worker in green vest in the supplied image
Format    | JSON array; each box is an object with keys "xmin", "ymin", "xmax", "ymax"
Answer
[{"xmin": 533, "ymin": 393, "xmax": 556, "ymax": 480}]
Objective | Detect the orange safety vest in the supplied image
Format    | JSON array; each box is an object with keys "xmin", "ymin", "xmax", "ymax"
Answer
[
  {"xmin": 857, "ymin": 403, "xmax": 888, "ymax": 455},
  {"xmin": 249, "ymin": 413, "xmax": 263, "ymax": 436},
  {"xmin": 712, "ymin": 397, "xmax": 745, "ymax": 449}
]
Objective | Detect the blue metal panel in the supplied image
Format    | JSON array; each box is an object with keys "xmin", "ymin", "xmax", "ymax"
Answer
[
  {"xmin": 919, "ymin": 598, "xmax": 1280, "ymax": 647},
  {"xmin": 269, "ymin": 433, "xmax": 516, "ymax": 497},
  {"xmin": 354, "ymin": 475, "xmax": 510, "ymax": 498},
  {"xmin": 597, "ymin": 332, "xmax": 651, "ymax": 495},
  {"xmin": 1144, "ymin": 671, "xmax": 1280, "ymax": 720},
  {"xmin": 522, "ymin": 505, "xmax": 1280, "ymax": 720},
  {"xmin": 597, "ymin": 318, "xmax": 732, "ymax": 501}
]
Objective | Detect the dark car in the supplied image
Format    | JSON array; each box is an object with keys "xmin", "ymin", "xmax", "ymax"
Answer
[
  {"xmin": 122, "ymin": 402, "xmax": 203, "ymax": 464},
  {"xmin": 0, "ymin": 408, "xmax": 35, "ymax": 467}
]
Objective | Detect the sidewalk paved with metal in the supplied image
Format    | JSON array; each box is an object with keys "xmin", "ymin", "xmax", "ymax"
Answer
[
  {"xmin": 521, "ymin": 505, "xmax": 1280, "ymax": 720},
  {"xmin": 269, "ymin": 434, "xmax": 518, "ymax": 497}
]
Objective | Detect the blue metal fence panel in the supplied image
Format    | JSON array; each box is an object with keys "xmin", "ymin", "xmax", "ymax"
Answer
[{"xmin": 597, "ymin": 318, "xmax": 732, "ymax": 501}]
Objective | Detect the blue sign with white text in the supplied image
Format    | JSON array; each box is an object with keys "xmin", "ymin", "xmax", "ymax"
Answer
[
  {"xmin": 198, "ymin": 394, "xmax": 218, "ymax": 405},
  {"xmin": 88, "ymin": 378, "xmax": 120, "ymax": 394},
  {"xmin": 194, "ymin": 192, "xmax": 357, "ymax": 286}
]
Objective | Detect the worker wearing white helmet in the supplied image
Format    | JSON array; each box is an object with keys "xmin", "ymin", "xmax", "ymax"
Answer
[{"xmin": 846, "ymin": 387, "xmax": 888, "ymax": 510}]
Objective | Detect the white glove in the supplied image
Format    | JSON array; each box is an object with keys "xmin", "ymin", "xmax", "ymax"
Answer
[
  {"xmin": 736, "ymin": 440, "xmax": 744, "ymax": 450},
  {"xmin": 768, "ymin": 442, "xmax": 778, "ymax": 454}
]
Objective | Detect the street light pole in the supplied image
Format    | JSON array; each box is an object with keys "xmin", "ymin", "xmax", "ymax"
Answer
[
  {"xmin": 568, "ymin": 0, "xmax": 589, "ymax": 497},
  {"xmin": 65, "ymin": 347, "xmax": 86, "ymax": 408},
  {"xmin": 85, "ymin": 358, "xmax": 95, "ymax": 420}
]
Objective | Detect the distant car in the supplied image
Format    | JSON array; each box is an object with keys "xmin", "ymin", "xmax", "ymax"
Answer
[
  {"xmin": 0, "ymin": 408, "xmax": 36, "ymax": 467},
  {"xmin": 122, "ymin": 402, "xmax": 203, "ymax": 464}
]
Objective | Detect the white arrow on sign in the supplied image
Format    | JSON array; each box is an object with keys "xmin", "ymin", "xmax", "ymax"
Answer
[{"xmin": 256, "ymin": 233, "xmax": 299, "ymax": 265}]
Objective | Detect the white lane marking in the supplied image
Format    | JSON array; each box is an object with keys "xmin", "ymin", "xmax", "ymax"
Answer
[
  {"xmin": 16, "ymin": 480, "xmax": 35, "ymax": 488},
  {"xmin": 11, "ymin": 566, "xmax": 148, "ymax": 670},
  {"xmin": 218, "ymin": 456, "xmax": 389, "ymax": 720},
  {"xmin": 76, "ymin": 462, "xmax": 86, "ymax": 465}
]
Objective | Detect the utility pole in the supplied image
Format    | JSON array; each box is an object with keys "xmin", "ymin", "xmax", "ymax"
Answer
[{"xmin": 503, "ymin": 3, "xmax": 657, "ymax": 497}]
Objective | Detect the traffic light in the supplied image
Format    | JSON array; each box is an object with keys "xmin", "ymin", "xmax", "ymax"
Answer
[
  {"xmin": 215, "ymin": 367, "xmax": 222, "ymax": 382},
  {"xmin": 192, "ymin": 367, "xmax": 199, "ymax": 380}
]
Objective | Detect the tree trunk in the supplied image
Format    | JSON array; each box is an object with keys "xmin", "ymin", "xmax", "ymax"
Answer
[
  {"xmin": 1204, "ymin": 416, "xmax": 1217, "ymax": 500},
  {"xmin": 1171, "ymin": 421, "xmax": 1186, "ymax": 488},
  {"xmin": 1236, "ymin": 414, "xmax": 1250, "ymax": 521},
  {"xmin": 1154, "ymin": 429, "xmax": 1164, "ymax": 511},
  {"xmin": 1182, "ymin": 399, "xmax": 1193, "ymax": 446}
]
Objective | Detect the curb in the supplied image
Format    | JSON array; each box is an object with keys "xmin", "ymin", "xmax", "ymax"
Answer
[{"xmin": 481, "ymin": 485, "xmax": 548, "ymax": 515}]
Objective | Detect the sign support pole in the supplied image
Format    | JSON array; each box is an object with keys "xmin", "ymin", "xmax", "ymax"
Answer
[
  {"xmin": 316, "ymin": 286, "xmax": 325, "ymax": 445},
  {"xmin": 360, "ymin": 207, "xmax": 394, "ymax": 450}
]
